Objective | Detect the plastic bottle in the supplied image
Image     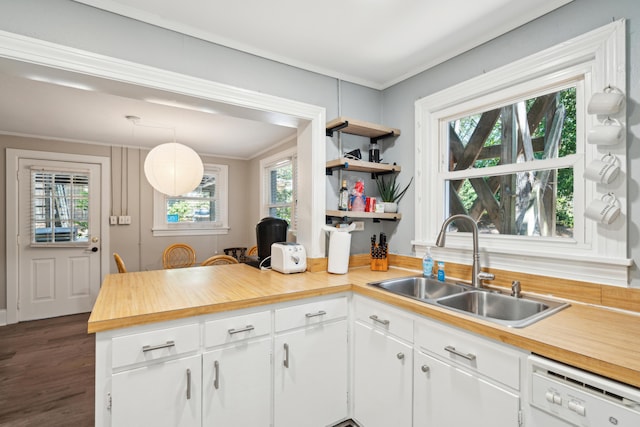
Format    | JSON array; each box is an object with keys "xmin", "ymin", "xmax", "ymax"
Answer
[
  {"xmin": 437, "ymin": 261, "xmax": 446, "ymax": 282},
  {"xmin": 338, "ymin": 179, "xmax": 349, "ymax": 211},
  {"xmin": 422, "ymin": 247, "xmax": 434, "ymax": 278}
]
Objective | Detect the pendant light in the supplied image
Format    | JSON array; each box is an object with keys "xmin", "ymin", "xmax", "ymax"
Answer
[{"xmin": 127, "ymin": 115, "xmax": 204, "ymax": 196}]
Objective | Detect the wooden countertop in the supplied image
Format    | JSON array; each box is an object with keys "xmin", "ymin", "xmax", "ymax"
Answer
[{"xmin": 88, "ymin": 265, "xmax": 640, "ymax": 388}]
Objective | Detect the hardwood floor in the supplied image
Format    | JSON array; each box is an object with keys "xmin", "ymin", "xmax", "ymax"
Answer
[{"xmin": 0, "ymin": 313, "xmax": 94, "ymax": 427}]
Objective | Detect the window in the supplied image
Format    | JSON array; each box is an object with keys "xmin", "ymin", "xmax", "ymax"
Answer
[
  {"xmin": 152, "ymin": 164, "xmax": 228, "ymax": 236},
  {"xmin": 260, "ymin": 147, "xmax": 297, "ymax": 228},
  {"xmin": 413, "ymin": 21, "xmax": 630, "ymax": 286},
  {"xmin": 31, "ymin": 169, "xmax": 90, "ymax": 245}
]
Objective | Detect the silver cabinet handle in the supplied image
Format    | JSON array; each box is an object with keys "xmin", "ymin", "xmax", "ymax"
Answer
[
  {"xmin": 142, "ymin": 340, "xmax": 175, "ymax": 353},
  {"xmin": 305, "ymin": 310, "xmax": 327, "ymax": 318},
  {"xmin": 213, "ymin": 361, "xmax": 220, "ymax": 390},
  {"xmin": 397, "ymin": 352, "xmax": 405, "ymax": 360},
  {"xmin": 228, "ymin": 325, "xmax": 255, "ymax": 335},
  {"xmin": 444, "ymin": 345, "xmax": 476, "ymax": 361},
  {"xmin": 283, "ymin": 343, "xmax": 289, "ymax": 368},
  {"xmin": 369, "ymin": 314, "xmax": 390, "ymax": 326},
  {"xmin": 186, "ymin": 368, "xmax": 191, "ymax": 400},
  {"xmin": 421, "ymin": 365, "xmax": 430, "ymax": 373}
]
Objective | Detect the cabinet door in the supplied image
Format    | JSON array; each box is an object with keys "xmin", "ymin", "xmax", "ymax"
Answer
[
  {"xmin": 414, "ymin": 350, "xmax": 520, "ymax": 427},
  {"xmin": 203, "ymin": 337, "xmax": 271, "ymax": 426},
  {"xmin": 274, "ymin": 320, "xmax": 348, "ymax": 427},
  {"xmin": 111, "ymin": 354, "xmax": 201, "ymax": 427},
  {"xmin": 353, "ymin": 321, "xmax": 413, "ymax": 427}
]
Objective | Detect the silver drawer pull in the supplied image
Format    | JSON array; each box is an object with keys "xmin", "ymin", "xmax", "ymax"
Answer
[
  {"xmin": 305, "ymin": 310, "xmax": 327, "ymax": 318},
  {"xmin": 186, "ymin": 368, "xmax": 192, "ymax": 400},
  {"xmin": 397, "ymin": 352, "xmax": 405, "ymax": 360},
  {"xmin": 369, "ymin": 314, "xmax": 390, "ymax": 326},
  {"xmin": 213, "ymin": 361, "xmax": 220, "ymax": 390},
  {"xmin": 228, "ymin": 325, "xmax": 255, "ymax": 335},
  {"xmin": 421, "ymin": 365, "xmax": 430, "ymax": 373},
  {"xmin": 444, "ymin": 345, "xmax": 476, "ymax": 361},
  {"xmin": 142, "ymin": 340, "xmax": 175, "ymax": 353}
]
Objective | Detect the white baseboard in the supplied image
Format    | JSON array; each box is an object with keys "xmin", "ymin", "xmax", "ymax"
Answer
[{"xmin": 0, "ymin": 309, "xmax": 6, "ymax": 326}]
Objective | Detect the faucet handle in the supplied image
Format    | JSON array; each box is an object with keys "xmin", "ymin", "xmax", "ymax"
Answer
[
  {"xmin": 511, "ymin": 280, "xmax": 522, "ymax": 298},
  {"xmin": 477, "ymin": 271, "xmax": 495, "ymax": 287}
]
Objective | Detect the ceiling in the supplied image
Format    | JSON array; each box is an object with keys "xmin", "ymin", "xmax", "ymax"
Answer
[{"xmin": 0, "ymin": 0, "xmax": 572, "ymax": 158}]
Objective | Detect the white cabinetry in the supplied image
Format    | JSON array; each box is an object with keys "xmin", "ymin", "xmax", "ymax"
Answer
[
  {"xmin": 413, "ymin": 317, "xmax": 525, "ymax": 427},
  {"xmin": 109, "ymin": 323, "xmax": 201, "ymax": 427},
  {"xmin": 202, "ymin": 310, "xmax": 272, "ymax": 426},
  {"xmin": 353, "ymin": 296, "xmax": 413, "ymax": 427},
  {"xmin": 274, "ymin": 297, "xmax": 348, "ymax": 427}
]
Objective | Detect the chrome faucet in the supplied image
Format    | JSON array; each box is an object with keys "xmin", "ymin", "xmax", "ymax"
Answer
[{"xmin": 435, "ymin": 214, "xmax": 494, "ymax": 288}]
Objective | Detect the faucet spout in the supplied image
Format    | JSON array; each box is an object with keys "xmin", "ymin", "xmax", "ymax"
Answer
[{"xmin": 435, "ymin": 214, "xmax": 484, "ymax": 288}]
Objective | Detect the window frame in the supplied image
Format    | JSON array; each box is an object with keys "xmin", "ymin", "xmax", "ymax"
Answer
[
  {"xmin": 260, "ymin": 147, "xmax": 297, "ymax": 231},
  {"xmin": 413, "ymin": 20, "xmax": 630, "ymax": 286},
  {"xmin": 152, "ymin": 163, "xmax": 229, "ymax": 236}
]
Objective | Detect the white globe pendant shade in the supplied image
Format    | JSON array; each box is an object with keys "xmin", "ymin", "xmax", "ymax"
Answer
[{"xmin": 144, "ymin": 142, "xmax": 204, "ymax": 196}]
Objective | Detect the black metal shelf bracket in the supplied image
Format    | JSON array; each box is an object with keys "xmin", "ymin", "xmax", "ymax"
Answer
[
  {"xmin": 326, "ymin": 121, "xmax": 350, "ymax": 137},
  {"xmin": 370, "ymin": 131, "xmax": 396, "ymax": 143}
]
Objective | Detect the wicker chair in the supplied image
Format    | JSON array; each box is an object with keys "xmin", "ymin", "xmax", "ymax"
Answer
[
  {"xmin": 223, "ymin": 247, "xmax": 247, "ymax": 261},
  {"xmin": 113, "ymin": 253, "xmax": 127, "ymax": 273},
  {"xmin": 201, "ymin": 254, "xmax": 240, "ymax": 266},
  {"xmin": 247, "ymin": 245, "xmax": 258, "ymax": 257},
  {"xmin": 162, "ymin": 243, "xmax": 196, "ymax": 269}
]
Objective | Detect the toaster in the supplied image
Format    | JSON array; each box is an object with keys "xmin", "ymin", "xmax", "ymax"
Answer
[{"xmin": 270, "ymin": 242, "xmax": 307, "ymax": 274}]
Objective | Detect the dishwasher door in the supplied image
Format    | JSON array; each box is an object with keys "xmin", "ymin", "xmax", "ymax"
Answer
[{"xmin": 528, "ymin": 355, "xmax": 640, "ymax": 427}]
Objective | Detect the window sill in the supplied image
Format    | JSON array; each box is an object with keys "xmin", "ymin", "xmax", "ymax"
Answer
[{"xmin": 152, "ymin": 227, "xmax": 230, "ymax": 237}]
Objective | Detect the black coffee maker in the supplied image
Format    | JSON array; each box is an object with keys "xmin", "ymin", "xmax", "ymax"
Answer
[{"xmin": 255, "ymin": 217, "xmax": 288, "ymax": 267}]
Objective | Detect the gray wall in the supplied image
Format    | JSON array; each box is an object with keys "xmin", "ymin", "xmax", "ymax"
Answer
[{"xmin": 381, "ymin": 0, "xmax": 640, "ymax": 286}]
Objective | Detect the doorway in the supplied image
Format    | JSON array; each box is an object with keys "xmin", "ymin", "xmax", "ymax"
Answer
[{"xmin": 6, "ymin": 149, "xmax": 110, "ymax": 323}]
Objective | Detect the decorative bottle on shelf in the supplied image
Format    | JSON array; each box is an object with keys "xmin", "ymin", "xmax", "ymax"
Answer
[
  {"xmin": 369, "ymin": 141, "xmax": 380, "ymax": 163},
  {"xmin": 338, "ymin": 179, "xmax": 349, "ymax": 211},
  {"xmin": 422, "ymin": 247, "xmax": 434, "ymax": 278}
]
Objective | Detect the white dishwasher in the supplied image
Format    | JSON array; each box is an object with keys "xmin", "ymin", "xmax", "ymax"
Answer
[{"xmin": 528, "ymin": 355, "xmax": 640, "ymax": 426}]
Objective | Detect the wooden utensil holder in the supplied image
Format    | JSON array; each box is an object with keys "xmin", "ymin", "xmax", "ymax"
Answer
[{"xmin": 370, "ymin": 257, "xmax": 388, "ymax": 271}]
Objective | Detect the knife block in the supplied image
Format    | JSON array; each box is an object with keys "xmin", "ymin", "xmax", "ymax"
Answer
[{"xmin": 370, "ymin": 257, "xmax": 388, "ymax": 271}]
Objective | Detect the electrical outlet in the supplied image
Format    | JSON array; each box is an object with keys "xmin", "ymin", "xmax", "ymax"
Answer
[
  {"xmin": 109, "ymin": 216, "xmax": 117, "ymax": 225},
  {"xmin": 118, "ymin": 216, "xmax": 126, "ymax": 225},
  {"xmin": 353, "ymin": 221, "xmax": 365, "ymax": 231},
  {"xmin": 123, "ymin": 216, "xmax": 131, "ymax": 225}
]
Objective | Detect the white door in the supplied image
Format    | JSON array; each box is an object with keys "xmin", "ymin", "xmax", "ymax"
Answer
[
  {"xmin": 203, "ymin": 337, "xmax": 272, "ymax": 426},
  {"xmin": 353, "ymin": 321, "xmax": 413, "ymax": 427},
  {"xmin": 413, "ymin": 350, "xmax": 520, "ymax": 427},
  {"xmin": 274, "ymin": 320, "xmax": 348, "ymax": 427},
  {"xmin": 112, "ymin": 354, "xmax": 201, "ymax": 427},
  {"xmin": 16, "ymin": 157, "xmax": 102, "ymax": 321}
]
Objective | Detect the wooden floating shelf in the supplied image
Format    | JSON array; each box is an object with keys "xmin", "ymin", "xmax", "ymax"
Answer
[
  {"xmin": 325, "ymin": 158, "xmax": 401, "ymax": 174},
  {"xmin": 326, "ymin": 210, "xmax": 402, "ymax": 221},
  {"xmin": 326, "ymin": 117, "xmax": 401, "ymax": 139}
]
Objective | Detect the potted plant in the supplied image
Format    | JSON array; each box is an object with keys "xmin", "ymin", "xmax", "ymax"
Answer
[{"xmin": 375, "ymin": 174, "xmax": 413, "ymax": 213}]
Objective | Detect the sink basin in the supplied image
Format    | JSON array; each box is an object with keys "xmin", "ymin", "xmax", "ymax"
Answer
[
  {"xmin": 369, "ymin": 276, "xmax": 471, "ymax": 302},
  {"xmin": 436, "ymin": 290, "xmax": 569, "ymax": 328},
  {"xmin": 368, "ymin": 276, "xmax": 569, "ymax": 328}
]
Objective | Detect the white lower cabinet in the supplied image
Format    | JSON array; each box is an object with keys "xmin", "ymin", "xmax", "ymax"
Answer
[
  {"xmin": 111, "ymin": 354, "xmax": 202, "ymax": 427},
  {"xmin": 353, "ymin": 296, "xmax": 414, "ymax": 427},
  {"xmin": 274, "ymin": 298, "xmax": 349, "ymax": 427},
  {"xmin": 202, "ymin": 337, "xmax": 272, "ymax": 426},
  {"xmin": 413, "ymin": 350, "xmax": 520, "ymax": 427}
]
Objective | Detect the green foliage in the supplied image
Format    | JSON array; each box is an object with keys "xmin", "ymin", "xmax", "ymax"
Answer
[{"xmin": 376, "ymin": 174, "xmax": 413, "ymax": 203}]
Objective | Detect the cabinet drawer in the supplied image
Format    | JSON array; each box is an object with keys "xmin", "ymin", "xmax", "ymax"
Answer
[
  {"xmin": 415, "ymin": 319, "xmax": 523, "ymax": 390},
  {"xmin": 204, "ymin": 310, "xmax": 271, "ymax": 348},
  {"xmin": 112, "ymin": 323, "xmax": 200, "ymax": 369},
  {"xmin": 354, "ymin": 296, "xmax": 413, "ymax": 342},
  {"xmin": 275, "ymin": 296, "xmax": 347, "ymax": 332}
]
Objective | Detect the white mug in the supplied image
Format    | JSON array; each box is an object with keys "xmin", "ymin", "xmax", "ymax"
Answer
[
  {"xmin": 585, "ymin": 193, "xmax": 621, "ymax": 224},
  {"xmin": 584, "ymin": 153, "xmax": 620, "ymax": 184},
  {"xmin": 587, "ymin": 118, "xmax": 624, "ymax": 145},
  {"xmin": 587, "ymin": 87, "xmax": 625, "ymax": 115}
]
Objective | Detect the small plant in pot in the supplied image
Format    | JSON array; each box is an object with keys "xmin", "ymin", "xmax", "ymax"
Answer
[{"xmin": 375, "ymin": 174, "xmax": 413, "ymax": 213}]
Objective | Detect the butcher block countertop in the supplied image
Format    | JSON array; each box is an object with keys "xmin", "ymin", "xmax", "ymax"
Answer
[{"xmin": 88, "ymin": 264, "xmax": 640, "ymax": 388}]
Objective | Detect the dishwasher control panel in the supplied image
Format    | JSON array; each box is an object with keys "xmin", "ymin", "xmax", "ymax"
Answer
[{"xmin": 529, "ymin": 355, "xmax": 640, "ymax": 426}]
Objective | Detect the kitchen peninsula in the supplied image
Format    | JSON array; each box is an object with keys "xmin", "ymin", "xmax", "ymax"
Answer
[{"xmin": 89, "ymin": 263, "xmax": 640, "ymax": 426}]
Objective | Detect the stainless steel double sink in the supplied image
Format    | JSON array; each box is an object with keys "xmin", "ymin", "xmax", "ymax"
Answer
[{"xmin": 368, "ymin": 275, "xmax": 569, "ymax": 328}]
